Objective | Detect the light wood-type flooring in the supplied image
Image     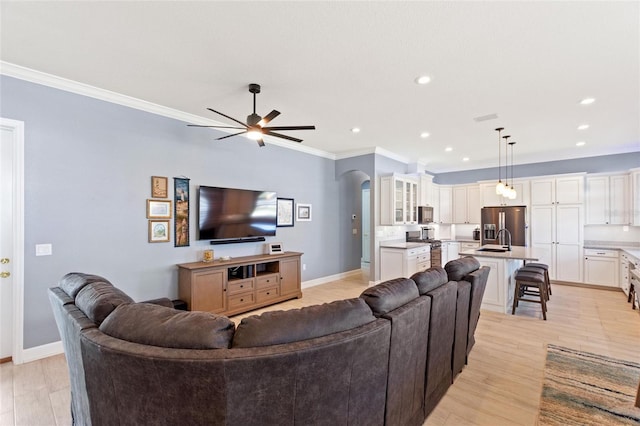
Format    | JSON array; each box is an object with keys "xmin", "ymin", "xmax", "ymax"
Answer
[{"xmin": 1, "ymin": 272, "xmax": 639, "ymax": 425}]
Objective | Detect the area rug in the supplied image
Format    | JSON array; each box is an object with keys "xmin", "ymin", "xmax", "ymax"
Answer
[{"xmin": 538, "ymin": 344, "xmax": 640, "ymax": 425}]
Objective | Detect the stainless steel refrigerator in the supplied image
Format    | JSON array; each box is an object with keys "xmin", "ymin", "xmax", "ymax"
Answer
[{"xmin": 481, "ymin": 206, "xmax": 527, "ymax": 247}]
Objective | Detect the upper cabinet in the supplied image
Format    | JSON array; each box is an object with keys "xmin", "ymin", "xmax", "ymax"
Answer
[
  {"xmin": 452, "ymin": 184, "xmax": 480, "ymax": 224},
  {"xmin": 479, "ymin": 180, "xmax": 530, "ymax": 207},
  {"xmin": 531, "ymin": 174, "xmax": 585, "ymax": 206},
  {"xmin": 585, "ymin": 173, "xmax": 630, "ymax": 225},
  {"xmin": 438, "ymin": 186, "xmax": 453, "ymax": 224},
  {"xmin": 631, "ymin": 169, "xmax": 640, "ymax": 226},
  {"xmin": 380, "ymin": 174, "xmax": 419, "ymax": 225},
  {"xmin": 419, "ymin": 174, "xmax": 435, "ymax": 207}
]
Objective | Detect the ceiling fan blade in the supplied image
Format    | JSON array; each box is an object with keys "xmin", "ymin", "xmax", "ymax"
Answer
[
  {"xmin": 206, "ymin": 108, "xmax": 248, "ymax": 128},
  {"xmin": 187, "ymin": 124, "xmax": 247, "ymax": 129},
  {"xmin": 262, "ymin": 125, "xmax": 316, "ymax": 131},
  {"xmin": 264, "ymin": 131, "xmax": 303, "ymax": 143},
  {"xmin": 256, "ymin": 137, "xmax": 265, "ymax": 147},
  {"xmin": 216, "ymin": 131, "xmax": 247, "ymax": 141},
  {"xmin": 259, "ymin": 110, "xmax": 281, "ymax": 126}
]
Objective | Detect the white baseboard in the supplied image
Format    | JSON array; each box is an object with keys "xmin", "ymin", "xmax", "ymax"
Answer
[
  {"xmin": 18, "ymin": 341, "xmax": 63, "ymax": 364},
  {"xmin": 302, "ymin": 269, "xmax": 362, "ymax": 289}
]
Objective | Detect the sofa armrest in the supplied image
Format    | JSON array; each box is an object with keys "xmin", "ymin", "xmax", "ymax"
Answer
[{"xmin": 141, "ymin": 298, "xmax": 174, "ymax": 308}]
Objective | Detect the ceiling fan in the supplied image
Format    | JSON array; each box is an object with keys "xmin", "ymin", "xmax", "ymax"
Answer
[{"xmin": 188, "ymin": 83, "xmax": 316, "ymax": 147}]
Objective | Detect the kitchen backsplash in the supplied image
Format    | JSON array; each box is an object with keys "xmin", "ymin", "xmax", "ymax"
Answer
[{"xmin": 584, "ymin": 225, "xmax": 640, "ymax": 243}]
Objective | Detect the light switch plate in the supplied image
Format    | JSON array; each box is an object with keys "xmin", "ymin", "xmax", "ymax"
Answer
[{"xmin": 36, "ymin": 244, "xmax": 52, "ymax": 256}]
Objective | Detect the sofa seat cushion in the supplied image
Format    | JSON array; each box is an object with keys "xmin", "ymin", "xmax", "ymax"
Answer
[
  {"xmin": 75, "ymin": 281, "xmax": 134, "ymax": 325},
  {"xmin": 410, "ymin": 267, "xmax": 449, "ymax": 295},
  {"xmin": 360, "ymin": 278, "xmax": 419, "ymax": 315},
  {"xmin": 59, "ymin": 272, "xmax": 113, "ymax": 299},
  {"xmin": 99, "ymin": 303, "xmax": 235, "ymax": 349},
  {"xmin": 232, "ymin": 298, "xmax": 375, "ymax": 348},
  {"xmin": 445, "ymin": 257, "xmax": 481, "ymax": 281}
]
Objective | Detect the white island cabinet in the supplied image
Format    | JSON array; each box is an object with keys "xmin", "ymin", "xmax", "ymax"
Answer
[
  {"xmin": 380, "ymin": 242, "xmax": 430, "ymax": 281},
  {"xmin": 458, "ymin": 245, "xmax": 547, "ymax": 314}
]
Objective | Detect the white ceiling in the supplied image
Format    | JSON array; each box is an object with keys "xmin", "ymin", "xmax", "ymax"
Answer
[{"xmin": 1, "ymin": 1, "xmax": 638, "ymax": 173}]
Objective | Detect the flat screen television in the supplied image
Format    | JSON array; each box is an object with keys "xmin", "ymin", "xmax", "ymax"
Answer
[{"xmin": 197, "ymin": 186, "xmax": 277, "ymax": 242}]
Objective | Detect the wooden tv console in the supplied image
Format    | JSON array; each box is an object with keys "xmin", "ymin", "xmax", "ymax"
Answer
[{"xmin": 177, "ymin": 251, "xmax": 303, "ymax": 316}]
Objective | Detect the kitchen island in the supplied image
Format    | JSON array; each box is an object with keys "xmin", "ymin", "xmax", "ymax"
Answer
[{"xmin": 458, "ymin": 244, "xmax": 549, "ymax": 314}]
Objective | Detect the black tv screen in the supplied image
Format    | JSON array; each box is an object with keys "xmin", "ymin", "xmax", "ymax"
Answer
[{"xmin": 197, "ymin": 186, "xmax": 277, "ymax": 241}]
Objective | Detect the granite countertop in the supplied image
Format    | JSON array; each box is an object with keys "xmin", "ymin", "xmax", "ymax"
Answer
[
  {"xmin": 380, "ymin": 241, "xmax": 430, "ymax": 249},
  {"xmin": 458, "ymin": 244, "xmax": 547, "ymax": 262}
]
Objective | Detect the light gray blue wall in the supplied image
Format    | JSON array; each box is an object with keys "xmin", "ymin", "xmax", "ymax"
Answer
[
  {"xmin": 1, "ymin": 75, "xmax": 342, "ymax": 348},
  {"xmin": 434, "ymin": 152, "xmax": 640, "ymax": 184}
]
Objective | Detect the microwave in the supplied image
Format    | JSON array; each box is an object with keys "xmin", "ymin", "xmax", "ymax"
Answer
[{"xmin": 417, "ymin": 206, "xmax": 434, "ymax": 224}]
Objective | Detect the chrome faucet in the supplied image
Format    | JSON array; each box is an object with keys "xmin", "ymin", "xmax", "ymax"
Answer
[{"xmin": 496, "ymin": 228, "xmax": 512, "ymax": 251}]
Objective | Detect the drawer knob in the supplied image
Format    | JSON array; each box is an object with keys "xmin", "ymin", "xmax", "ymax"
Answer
[{"xmin": 240, "ymin": 298, "xmax": 244, "ymax": 302}]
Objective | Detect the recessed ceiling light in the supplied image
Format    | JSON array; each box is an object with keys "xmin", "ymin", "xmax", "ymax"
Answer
[
  {"xmin": 445, "ymin": 147, "xmax": 453, "ymax": 152},
  {"xmin": 463, "ymin": 157, "xmax": 470, "ymax": 162},
  {"xmin": 580, "ymin": 98, "xmax": 595, "ymax": 105},
  {"xmin": 351, "ymin": 127, "xmax": 361, "ymax": 133},
  {"xmin": 420, "ymin": 132, "xmax": 430, "ymax": 138},
  {"xmin": 414, "ymin": 75, "xmax": 431, "ymax": 85},
  {"xmin": 576, "ymin": 141, "xmax": 586, "ymax": 147},
  {"xmin": 577, "ymin": 124, "xmax": 590, "ymax": 130}
]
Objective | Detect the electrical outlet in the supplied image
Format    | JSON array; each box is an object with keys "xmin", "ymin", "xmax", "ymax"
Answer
[
  {"xmin": 303, "ymin": 264, "xmax": 307, "ymax": 271},
  {"xmin": 36, "ymin": 243, "xmax": 52, "ymax": 256}
]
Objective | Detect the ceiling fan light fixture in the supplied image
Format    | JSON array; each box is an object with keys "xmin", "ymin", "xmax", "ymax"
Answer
[{"xmin": 246, "ymin": 129, "xmax": 263, "ymax": 140}]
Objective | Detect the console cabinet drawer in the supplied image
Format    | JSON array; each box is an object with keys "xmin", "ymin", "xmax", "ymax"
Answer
[
  {"xmin": 256, "ymin": 273, "xmax": 280, "ymax": 289},
  {"xmin": 228, "ymin": 291, "xmax": 256, "ymax": 309},
  {"xmin": 228, "ymin": 278, "xmax": 254, "ymax": 295},
  {"xmin": 257, "ymin": 286, "xmax": 280, "ymax": 303}
]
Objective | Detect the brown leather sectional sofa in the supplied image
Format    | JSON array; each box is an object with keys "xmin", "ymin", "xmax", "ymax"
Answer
[{"xmin": 49, "ymin": 257, "xmax": 488, "ymax": 426}]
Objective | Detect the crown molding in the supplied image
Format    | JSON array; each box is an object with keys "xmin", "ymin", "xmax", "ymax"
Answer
[{"xmin": 0, "ymin": 61, "xmax": 336, "ymax": 160}]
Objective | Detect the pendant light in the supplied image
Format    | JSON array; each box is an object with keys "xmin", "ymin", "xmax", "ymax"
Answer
[
  {"xmin": 507, "ymin": 141, "xmax": 517, "ymax": 199},
  {"xmin": 495, "ymin": 127, "xmax": 505, "ymax": 195},
  {"xmin": 502, "ymin": 135, "xmax": 512, "ymax": 199}
]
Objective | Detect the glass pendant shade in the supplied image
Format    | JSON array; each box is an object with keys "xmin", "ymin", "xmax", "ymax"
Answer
[{"xmin": 496, "ymin": 181, "xmax": 505, "ymax": 195}]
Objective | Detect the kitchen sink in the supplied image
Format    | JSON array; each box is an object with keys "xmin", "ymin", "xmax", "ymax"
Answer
[{"xmin": 477, "ymin": 248, "xmax": 510, "ymax": 253}]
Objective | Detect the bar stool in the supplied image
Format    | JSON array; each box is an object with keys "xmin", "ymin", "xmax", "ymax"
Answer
[
  {"xmin": 524, "ymin": 262, "xmax": 551, "ymax": 297},
  {"xmin": 512, "ymin": 268, "xmax": 547, "ymax": 320},
  {"xmin": 520, "ymin": 263, "xmax": 551, "ymax": 301}
]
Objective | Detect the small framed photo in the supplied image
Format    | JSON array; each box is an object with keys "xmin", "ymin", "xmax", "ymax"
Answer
[
  {"xmin": 147, "ymin": 199, "xmax": 172, "ymax": 219},
  {"xmin": 296, "ymin": 203, "xmax": 312, "ymax": 221},
  {"xmin": 277, "ymin": 198, "xmax": 295, "ymax": 227},
  {"xmin": 151, "ymin": 176, "xmax": 168, "ymax": 198},
  {"xmin": 148, "ymin": 220, "xmax": 170, "ymax": 243}
]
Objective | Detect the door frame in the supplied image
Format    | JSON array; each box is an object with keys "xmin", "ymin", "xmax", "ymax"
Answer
[{"xmin": 1, "ymin": 118, "xmax": 25, "ymax": 364}]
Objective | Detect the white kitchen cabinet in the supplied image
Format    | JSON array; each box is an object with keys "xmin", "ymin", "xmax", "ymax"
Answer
[
  {"xmin": 531, "ymin": 204, "xmax": 583, "ymax": 283},
  {"xmin": 447, "ymin": 242, "xmax": 460, "ymax": 262},
  {"xmin": 438, "ymin": 186, "xmax": 453, "ymax": 223},
  {"xmin": 583, "ymin": 249, "xmax": 619, "ymax": 287},
  {"xmin": 585, "ymin": 174, "xmax": 629, "ymax": 225},
  {"xmin": 479, "ymin": 180, "xmax": 529, "ymax": 207},
  {"xmin": 460, "ymin": 242, "xmax": 480, "ymax": 251},
  {"xmin": 453, "ymin": 185, "xmax": 480, "ymax": 224},
  {"xmin": 431, "ymin": 186, "xmax": 440, "ymax": 223},
  {"xmin": 631, "ymin": 169, "xmax": 640, "ymax": 226},
  {"xmin": 531, "ymin": 174, "xmax": 584, "ymax": 206},
  {"xmin": 380, "ymin": 245, "xmax": 430, "ymax": 281},
  {"xmin": 380, "ymin": 174, "xmax": 419, "ymax": 225},
  {"xmin": 419, "ymin": 174, "xmax": 435, "ymax": 207}
]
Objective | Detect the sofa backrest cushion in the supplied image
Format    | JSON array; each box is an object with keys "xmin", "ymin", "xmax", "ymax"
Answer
[
  {"xmin": 75, "ymin": 281, "xmax": 134, "ymax": 325},
  {"xmin": 59, "ymin": 272, "xmax": 113, "ymax": 299},
  {"xmin": 99, "ymin": 303, "xmax": 235, "ymax": 349},
  {"xmin": 232, "ymin": 298, "xmax": 375, "ymax": 348},
  {"xmin": 410, "ymin": 267, "xmax": 449, "ymax": 295},
  {"xmin": 444, "ymin": 257, "xmax": 481, "ymax": 281},
  {"xmin": 360, "ymin": 278, "xmax": 419, "ymax": 315}
]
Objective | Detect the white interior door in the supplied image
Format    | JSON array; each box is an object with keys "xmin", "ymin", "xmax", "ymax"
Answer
[
  {"xmin": 0, "ymin": 125, "xmax": 15, "ymax": 360},
  {"xmin": 361, "ymin": 188, "xmax": 370, "ymax": 264},
  {"xmin": 0, "ymin": 118, "xmax": 24, "ymax": 364}
]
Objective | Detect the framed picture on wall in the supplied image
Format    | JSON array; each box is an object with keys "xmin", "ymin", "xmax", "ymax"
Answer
[
  {"xmin": 151, "ymin": 176, "xmax": 168, "ymax": 198},
  {"xmin": 174, "ymin": 177, "xmax": 190, "ymax": 247},
  {"xmin": 148, "ymin": 220, "xmax": 170, "ymax": 243},
  {"xmin": 277, "ymin": 198, "xmax": 294, "ymax": 227},
  {"xmin": 147, "ymin": 199, "xmax": 172, "ymax": 219},
  {"xmin": 296, "ymin": 203, "xmax": 312, "ymax": 221}
]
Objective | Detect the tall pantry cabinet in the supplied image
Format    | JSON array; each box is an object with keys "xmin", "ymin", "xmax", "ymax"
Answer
[{"xmin": 530, "ymin": 174, "xmax": 584, "ymax": 283}]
